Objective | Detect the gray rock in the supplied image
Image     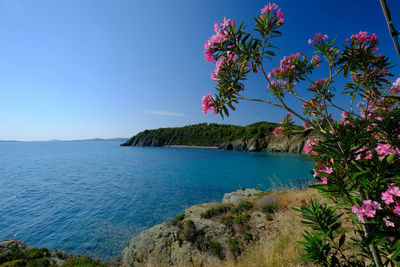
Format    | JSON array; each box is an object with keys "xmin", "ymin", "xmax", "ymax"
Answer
[
  {"xmin": 120, "ymin": 188, "xmax": 282, "ymax": 266},
  {"xmin": 222, "ymin": 189, "xmax": 262, "ymax": 205},
  {"xmin": 0, "ymin": 239, "xmax": 27, "ymax": 254},
  {"xmin": 0, "ymin": 239, "xmax": 80, "ymax": 266}
]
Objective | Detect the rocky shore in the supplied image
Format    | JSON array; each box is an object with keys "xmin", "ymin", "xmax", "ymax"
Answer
[
  {"xmin": 120, "ymin": 189, "xmax": 280, "ymax": 266},
  {"xmin": 0, "ymin": 239, "xmax": 108, "ymax": 266},
  {"xmin": 1, "ymin": 189, "xmax": 287, "ymax": 267},
  {"xmin": 122, "ymin": 134, "xmax": 308, "ymax": 154}
]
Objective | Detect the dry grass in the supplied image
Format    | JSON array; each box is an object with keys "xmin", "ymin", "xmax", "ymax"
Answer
[{"xmin": 207, "ymin": 188, "xmax": 322, "ymax": 267}]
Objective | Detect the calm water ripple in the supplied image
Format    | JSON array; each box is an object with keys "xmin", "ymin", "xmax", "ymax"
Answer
[{"xmin": 0, "ymin": 141, "xmax": 314, "ymax": 260}]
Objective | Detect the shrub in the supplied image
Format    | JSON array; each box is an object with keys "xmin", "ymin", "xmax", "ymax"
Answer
[
  {"xmin": 262, "ymin": 202, "xmax": 280, "ymax": 214},
  {"xmin": 202, "ymin": 3, "xmax": 400, "ymax": 266},
  {"xmin": 220, "ymin": 215, "xmax": 234, "ymax": 228},
  {"xmin": 210, "ymin": 241, "xmax": 223, "ymax": 259},
  {"xmin": 63, "ymin": 256, "xmax": 106, "ymax": 266},
  {"xmin": 183, "ymin": 220, "xmax": 198, "ymax": 243},
  {"xmin": 242, "ymin": 232, "xmax": 253, "ymax": 243},
  {"xmin": 228, "ymin": 238, "xmax": 241, "ymax": 257},
  {"xmin": 201, "ymin": 204, "xmax": 232, "ymax": 219},
  {"xmin": 170, "ymin": 213, "xmax": 185, "ymax": 226},
  {"xmin": 24, "ymin": 248, "xmax": 49, "ymax": 259},
  {"xmin": 202, "ymin": 1, "xmax": 400, "ymax": 265},
  {"xmin": 238, "ymin": 201, "xmax": 253, "ymax": 211},
  {"xmin": 234, "ymin": 214, "xmax": 250, "ymax": 226},
  {"xmin": 28, "ymin": 258, "xmax": 50, "ymax": 267},
  {"xmin": 0, "ymin": 259, "xmax": 27, "ymax": 267}
]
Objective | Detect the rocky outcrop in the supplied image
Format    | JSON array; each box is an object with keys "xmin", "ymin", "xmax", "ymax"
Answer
[
  {"xmin": 219, "ymin": 134, "xmax": 308, "ymax": 153},
  {"xmin": 0, "ymin": 239, "xmax": 88, "ymax": 266},
  {"xmin": 123, "ymin": 134, "xmax": 309, "ymax": 154},
  {"xmin": 121, "ymin": 189, "xmax": 277, "ymax": 267}
]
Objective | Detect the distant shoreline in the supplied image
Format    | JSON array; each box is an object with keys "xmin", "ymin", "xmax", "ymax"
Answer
[{"xmin": 164, "ymin": 145, "xmax": 219, "ymax": 149}]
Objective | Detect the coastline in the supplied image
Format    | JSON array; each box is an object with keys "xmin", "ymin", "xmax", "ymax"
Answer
[
  {"xmin": 164, "ymin": 145, "xmax": 219, "ymax": 149},
  {"xmin": 1, "ymin": 187, "xmax": 317, "ymax": 266}
]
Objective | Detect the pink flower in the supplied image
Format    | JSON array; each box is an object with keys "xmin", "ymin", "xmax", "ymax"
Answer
[
  {"xmin": 309, "ymin": 78, "xmax": 328, "ymax": 90},
  {"xmin": 356, "ymin": 102, "xmax": 364, "ymax": 108},
  {"xmin": 320, "ymin": 166, "xmax": 333, "ymax": 174},
  {"xmin": 201, "ymin": 93, "xmax": 217, "ymax": 114},
  {"xmin": 384, "ymin": 216, "xmax": 395, "ymax": 227},
  {"xmin": 311, "ymin": 55, "xmax": 321, "ymax": 66},
  {"xmin": 260, "ymin": 3, "xmax": 284, "ymax": 26},
  {"xmin": 390, "ymin": 77, "xmax": 400, "ymax": 94},
  {"xmin": 308, "ymin": 33, "xmax": 328, "ymax": 45},
  {"xmin": 320, "ymin": 177, "xmax": 328, "ymax": 184},
  {"xmin": 388, "ymin": 184, "xmax": 400, "ymax": 197},
  {"xmin": 352, "ymin": 200, "xmax": 382, "ymax": 223},
  {"xmin": 375, "ymin": 143, "xmax": 398, "ymax": 161},
  {"xmin": 346, "ymin": 31, "xmax": 378, "ymax": 53},
  {"xmin": 382, "ymin": 191, "xmax": 394, "ymax": 204},
  {"xmin": 352, "ymin": 204, "xmax": 365, "ymax": 223},
  {"xmin": 389, "ymin": 236, "xmax": 395, "ymax": 242},
  {"xmin": 271, "ymin": 53, "xmax": 301, "ymax": 78},
  {"xmin": 304, "ymin": 137, "xmax": 319, "ymax": 154},
  {"xmin": 204, "ymin": 17, "xmax": 235, "ymax": 62},
  {"xmin": 273, "ymin": 126, "xmax": 284, "ymax": 136},
  {"xmin": 394, "ymin": 205, "xmax": 400, "ymax": 216}
]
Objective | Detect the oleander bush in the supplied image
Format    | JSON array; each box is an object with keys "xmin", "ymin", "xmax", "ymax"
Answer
[{"xmin": 202, "ymin": 2, "xmax": 400, "ymax": 266}]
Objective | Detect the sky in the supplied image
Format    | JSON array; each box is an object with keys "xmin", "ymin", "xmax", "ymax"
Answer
[{"xmin": 0, "ymin": 0, "xmax": 399, "ymax": 141}]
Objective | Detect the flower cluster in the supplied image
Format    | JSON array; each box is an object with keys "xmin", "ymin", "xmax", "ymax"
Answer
[
  {"xmin": 271, "ymin": 53, "xmax": 300, "ymax": 78},
  {"xmin": 346, "ymin": 31, "xmax": 378, "ymax": 46},
  {"xmin": 303, "ymin": 137, "xmax": 319, "ymax": 156},
  {"xmin": 260, "ymin": 2, "xmax": 284, "ymax": 26},
  {"xmin": 381, "ymin": 184, "xmax": 400, "ymax": 229},
  {"xmin": 309, "ymin": 78, "xmax": 328, "ymax": 91},
  {"xmin": 339, "ymin": 111, "xmax": 351, "ymax": 125},
  {"xmin": 201, "ymin": 93, "xmax": 217, "ymax": 114},
  {"xmin": 352, "ymin": 184, "xmax": 400, "ymax": 227},
  {"xmin": 375, "ymin": 144, "xmax": 400, "ymax": 161},
  {"xmin": 346, "ymin": 31, "xmax": 378, "ymax": 53},
  {"xmin": 354, "ymin": 146, "xmax": 373, "ymax": 160},
  {"xmin": 381, "ymin": 184, "xmax": 400, "ymax": 205},
  {"xmin": 210, "ymin": 56, "xmax": 226, "ymax": 81},
  {"xmin": 352, "ymin": 200, "xmax": 382, "ymax": 223},
  {"xmin": 390, "ymin": 77, "xmax": 400, "ymax": 95},
  {"xmin": 204, "ymin": 17, "xmax": 235, "ymax": 63},
  {"xmin": 308, "ymin": 33, "xmax": 328, "ymax": 45},
  {"xmin": 310, "ymin": 55, "xmax": 321, "ymax": 67},
  {"xmin": 273, "ymin": 126, "xmax": 284, "ymax": 136},
  {"xmin": 313, "ymin": 163, "xmax": 333, "ymax": 184}
]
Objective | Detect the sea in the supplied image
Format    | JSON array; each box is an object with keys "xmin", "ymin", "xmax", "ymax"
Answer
[{"xmin": 0, "ymin": 141, "xmax": 314, "ymax": 260}]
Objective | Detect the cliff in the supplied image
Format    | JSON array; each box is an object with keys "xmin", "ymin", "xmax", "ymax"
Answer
[{"xmin": 121, "ymin": 123, "xmax": 311, "ymax": 154}]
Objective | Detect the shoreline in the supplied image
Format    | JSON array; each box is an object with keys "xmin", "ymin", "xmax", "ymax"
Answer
[{"xmin": 163, "ymin": 145, "xmax": 219, "ymax": 149}]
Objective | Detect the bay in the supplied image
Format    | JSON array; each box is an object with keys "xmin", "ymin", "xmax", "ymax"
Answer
[{"xmin": 0, "ymin": 141, "xmax": 314, "ymax": 260}]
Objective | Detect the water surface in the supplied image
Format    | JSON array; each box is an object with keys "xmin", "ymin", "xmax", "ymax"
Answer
[{"xmin": 0, "ymin": 141, "xmax": 314, "ymax": 260}]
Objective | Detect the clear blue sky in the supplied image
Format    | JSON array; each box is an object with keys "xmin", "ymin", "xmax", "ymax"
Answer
[{"xmin": 0, "ymin": 0, "xmax": 399, "ymax": 140}]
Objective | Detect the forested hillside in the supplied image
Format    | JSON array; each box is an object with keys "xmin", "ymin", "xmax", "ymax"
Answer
[{"xmin": 121, "ymin": 122, "xmax": 309, "ymax": 147}]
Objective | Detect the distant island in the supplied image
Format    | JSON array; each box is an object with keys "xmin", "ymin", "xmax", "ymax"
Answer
[{"xmin": 121, "ymin": 122, "xmax": 313, "ymax": 153}]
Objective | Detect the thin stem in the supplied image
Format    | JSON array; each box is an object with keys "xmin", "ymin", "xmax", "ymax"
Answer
[{"xmin": 236, "ymin": 95, "xmax": 284, "ymax": 108}]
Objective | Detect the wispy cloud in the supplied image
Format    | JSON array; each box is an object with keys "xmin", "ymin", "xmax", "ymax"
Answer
[{"xmin": 144, "ymin": 110, "xmax": 188, "ymax": 117}]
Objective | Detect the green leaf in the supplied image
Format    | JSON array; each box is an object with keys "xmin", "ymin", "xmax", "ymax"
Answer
[
  {"xmin": 338, "ymin": 234, "xmax": 346, "ymax": 247},
  {"xmin": 387, "ymin": 153, "xmax": 395, "ymax": 164}
]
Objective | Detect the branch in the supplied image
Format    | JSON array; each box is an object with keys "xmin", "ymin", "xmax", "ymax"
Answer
[{"xmin": 237, "ymin": 95, "xmax": 284, "ymax": 108}]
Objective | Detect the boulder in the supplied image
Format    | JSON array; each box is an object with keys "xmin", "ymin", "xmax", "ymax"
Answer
[{"xmin": 222, "ymin": 189, "xmax": 262, "ymax": 205}]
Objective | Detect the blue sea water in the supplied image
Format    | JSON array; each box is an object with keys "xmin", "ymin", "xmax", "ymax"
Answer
[{"xmin": 0, "ymin": 141, "xmax": 314, "ymax": 260}]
